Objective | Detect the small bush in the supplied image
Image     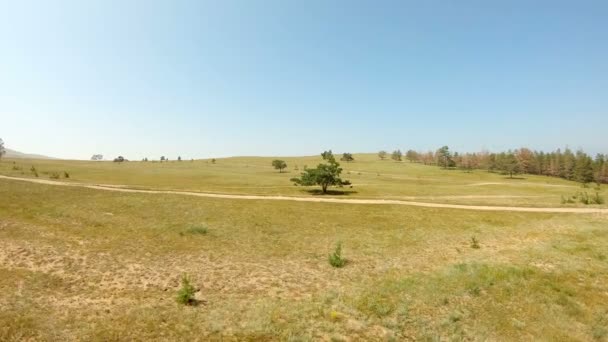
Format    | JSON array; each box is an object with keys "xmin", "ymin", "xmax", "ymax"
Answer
[
  {"xmin": 12, "ymin": 165, "xmax": 21, "ymax": 171},
  {"xmin": 63, "ymin": 171, "xmax": 70, "ymax": 178},
  {"xmin": 176, "ymin": 274, "xmax": 197, "ymax": 305},
  {"xmin": 470, "ymin": 237, "xmax": 480, "ymax": 249},
  {"xmin": 328, "ymin": 242, "xmax": 346, "ymax": 268},
  {"xmin": 180, "ymin": 224, "xmax": 208, "ymax": 236},
  {"xmin": 49, "ymin": 172, "xmax": 60, "ymax": 179}
]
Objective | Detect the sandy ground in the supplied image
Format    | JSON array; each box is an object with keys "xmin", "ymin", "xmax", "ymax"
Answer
[{"xmin": 1, "ymin": 175, "xmax": 607, "ymax": 214}]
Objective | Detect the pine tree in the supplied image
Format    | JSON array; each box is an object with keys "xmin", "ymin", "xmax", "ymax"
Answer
[{"xmin": 574, "ymin": 151, "xmax": 594, "ymax": 186}]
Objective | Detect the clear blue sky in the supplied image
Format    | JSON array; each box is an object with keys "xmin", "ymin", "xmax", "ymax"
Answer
[{"xmin": 1, "ymin": 0, "xmax": 607, "ymax": 160}]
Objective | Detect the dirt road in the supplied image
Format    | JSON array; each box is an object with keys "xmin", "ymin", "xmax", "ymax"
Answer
[{"xmin": 2, "ymin": 175, "xmax": 607, "ymax": 214}]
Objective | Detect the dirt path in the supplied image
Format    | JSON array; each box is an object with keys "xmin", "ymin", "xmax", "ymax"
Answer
[{"xmin": 2, "ymin": 175, "xmax": 607, "ymax": 214}]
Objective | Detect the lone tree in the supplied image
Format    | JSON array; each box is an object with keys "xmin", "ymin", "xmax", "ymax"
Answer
[
  {"xmin": 391, "ymin": 149, "xmax": 402, "ymax": 161},
  {"xmin": 160, "ymin": 156, "xmax": 166, "ymax": 162},
  {"xmin": 291, "ymin": 150, "xmax": 351, "ymax": 194},
  {"xmin": 91, "ymin": 154, "xmax": 103, "ymax": 161},
  {"xmin": 340, "ymin": 153, "xmax": 354, "ymax": 162},
  {"xmin": 0, "ymin": 138, "xmax": 5, "ymax": 161},
  {"xmin": 178, "ymin": 156, "xmax": 182, "ymax": 161},
  {"xmin": 378, "ymin": 150, "xmax": 388, "ymax": 160},
  {"xmin": 272, "ymin": 159, "xmax": 287, "ymax": 173},
  {"xmin": 113, "ymin": 156, "xmax": 125, "ymax": 163}
]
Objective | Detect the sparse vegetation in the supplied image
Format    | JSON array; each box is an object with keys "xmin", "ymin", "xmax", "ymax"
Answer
[
  {"xmin": 0, "ymin": 167, "xmax": 607, "ymax": 340},
  {"xmin": 470, "ymin": 236, "xmax": 480, "ymax": 249}
]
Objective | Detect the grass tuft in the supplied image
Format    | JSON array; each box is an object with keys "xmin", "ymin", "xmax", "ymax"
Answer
[
  {"xmin": 180, "ymin": 224, "xmax": 208, "ymax": 236},
  {"xmin": 470, "ymin": 236, "xmax": 480, "ymax": 249}
]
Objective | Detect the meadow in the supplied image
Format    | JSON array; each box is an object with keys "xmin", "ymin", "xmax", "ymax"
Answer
[
  {"xmin": 1, "ymin": 154, "xmax": 605, "ymax": 208},
  {"xmin": 1, "ymin": 156, "xmax": 607, "ymax": 341}
]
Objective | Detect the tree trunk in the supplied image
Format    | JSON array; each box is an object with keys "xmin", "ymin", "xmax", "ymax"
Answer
[{"xmin": 322, "ymin": 184, "xmax": 328, "ymax": 193}]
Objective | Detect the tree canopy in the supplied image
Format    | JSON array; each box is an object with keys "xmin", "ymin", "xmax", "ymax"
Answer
[
  {"xmin": 340, "ymin": 153, "xmax": 354, "ymax": 162},
  {"xmin": 290, "ymin": 150, "xmax": 351, "ymax": 193},
  {"xmin": 391, "ymin": 150, "xmax": 402, "ymax": 161},
  {"xmin": 272, "ymin": 159, "xmax": 287, "ymax": 173}
]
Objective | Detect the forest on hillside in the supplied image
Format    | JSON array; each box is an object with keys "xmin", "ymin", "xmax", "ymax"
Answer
[{"xmin": 393, "ymin": 147, "xmax": 608, "ymax": 185}]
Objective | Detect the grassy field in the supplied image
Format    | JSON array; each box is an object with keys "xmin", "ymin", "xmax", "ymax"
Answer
[
  {"xmin": 1, "ymin": 157, "xmax": 607, "ymax": 340},
  {"xmin": 1, "ymin": 154, "xmax": 605, "ymax": 208}
]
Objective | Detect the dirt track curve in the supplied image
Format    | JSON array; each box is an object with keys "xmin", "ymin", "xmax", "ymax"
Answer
[{"xmin": 2, "ymin": 175, "xmax": 607, "ymax": 214}]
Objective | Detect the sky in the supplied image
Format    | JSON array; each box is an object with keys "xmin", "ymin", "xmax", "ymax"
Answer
[{"xmin": 1, "ymin": 0, "xmax": 607, "ymax": 160}]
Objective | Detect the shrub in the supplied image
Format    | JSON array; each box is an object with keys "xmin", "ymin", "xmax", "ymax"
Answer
[
  {"xmin": 49, "ymin": 172, "xmax": 60, "ymax": 179},
  {"xmin": 328, "ymin": 242, "xmax": 346, "ymax": 268},
  {"xmin": 470, "ymin": 237, "xmax": 480, "ymax": 249},
  {"xmin": 579, "ymin": 192, "xmax": 590, "ymax": 205},
  {"xmin": 176, "ymin": 274, "xmax": 196, "ymax": 305},
  {"xmin": 561, "ymin": 195, "xmax": 576, "ymax": 204},
  {"xmin": 63, "ymin": 171, "xmax": 70, "ymax": 178},
  {"xmin": 592, "ymin": 192, "xmax": 605, "ymax": 205}
]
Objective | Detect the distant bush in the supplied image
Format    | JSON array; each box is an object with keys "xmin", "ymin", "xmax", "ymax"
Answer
[
  {"xmin": 561, "ymin": 191, "xmax": 604, "ymax": 205},
  {"xmin": 592, "ymin": 192, "xmax": 605, "ymax": 205},
  {"xmin": 561, "ymin": 195, "xmax": 577, "ymax": 204},
  {"xmin": 470, "ymin": 237, "xmax": 480, "ymax": 249},
  {"xmin": 63, "ymin": 171, "xmax": 70, "ymax": 178},
  {"xmin": 12, "ymin": 165, "xmax": 21, "ymax": 171},
  {"xmin": 49, "ymin": 172, "xmax": 60, "ymax": 179},
  {"xmin": 328, "ymin": 242, "xmax": 346, "ymax": 268},
  {"xmin": 180, "ymin": 224, "xmax": 208, "ymax": 236},
  {"xmin": 176, "ymin": 274, "xmax": 196, "ymax": 305}
]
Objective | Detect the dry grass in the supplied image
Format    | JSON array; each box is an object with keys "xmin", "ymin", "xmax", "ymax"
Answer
[{"xmin": 1, "ymin": 176, "xmax": 607, "ymax": 340}]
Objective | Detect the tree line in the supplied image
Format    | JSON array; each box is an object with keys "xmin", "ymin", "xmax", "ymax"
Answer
[{"xmin": 389, "ymin": 146, "xmax": 607, "ymax": 185}]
